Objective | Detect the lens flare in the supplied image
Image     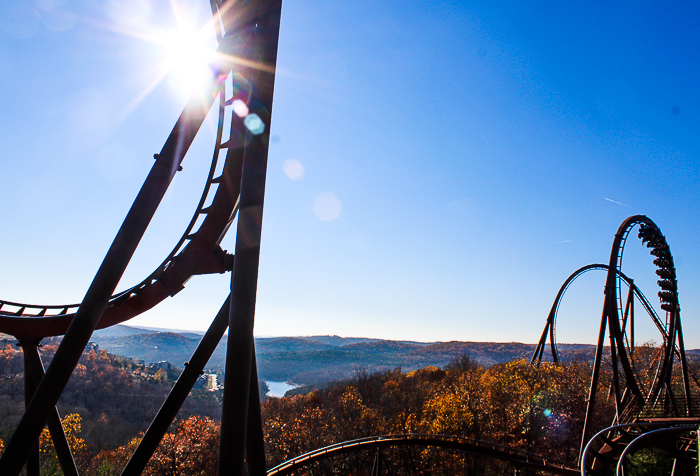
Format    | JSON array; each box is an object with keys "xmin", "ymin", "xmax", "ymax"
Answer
[
  {"xmin": 313, "ymin": 193, "xmax": 342, "ymax": 221},
  {"xmin": 283, "ymin": 159, "xmax": 304, "ymax": 180}
]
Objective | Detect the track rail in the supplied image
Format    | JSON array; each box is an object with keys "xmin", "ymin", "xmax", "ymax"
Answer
[
  {"xmin": 532, "ymin": 264, "xmax": 670, "ymax": 365},
  {"xmin": 266, "ymin": 434, "xmax": 579, "ymax": 476},
  {"xmin": 612, "ymin": 216, "xmax": 690, "ymax": 413},
  {"xmin": 580, "ymin": 421, "xmax": 698, "ymax": 476},
  {"xmin": 577, "ymin": 215, "xmax": 694, "ymax": 462}
]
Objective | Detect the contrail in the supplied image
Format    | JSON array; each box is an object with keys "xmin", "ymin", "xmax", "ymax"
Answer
[{"xmin": 604, "ymin": 197, "xmax": 629, "ymax": 207}]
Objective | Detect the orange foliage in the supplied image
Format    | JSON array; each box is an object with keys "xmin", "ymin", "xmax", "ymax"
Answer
[
  {"xmin": 88, "ymin": 436, "xmax": 142, "ymax": 475},
  {"xmin": 146, "ymin": 415, "xmax": 220, "ymax": 475},
  {"xmin": 39, "ymin": 413, "xmax": 90, "ymax": 473},
  {"xmin": 260, "ymin": 359, "xmax": 603, "ymax": 471}
]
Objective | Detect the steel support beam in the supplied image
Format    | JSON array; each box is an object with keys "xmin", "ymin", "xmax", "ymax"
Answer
[
  {"xmin": 245, "ymin": 353, "xmax": 267, "ymax": 476},
  {"xmin": 22, "ymin": 343, "xmax": 79, "ymax": 476},
  {"xmin": 121, "ymin": 297, "xmax": 231, "ymax": 476},
  {"xmin": 121, "ymin": 301, "xmax": 266, "ymax": 475},
  {"xmin": 217, "ymin": 0, "xmax": 281, "ymax": 473},
  {"xmin": 579, "ymin": 300, "xmax": 609, "ymax": 462},
  {"xmin": 675, "ymin": 321, "xmax": 692, "ymax": 411},
  {"xmin": 21, "ymin": 343, "xmax": 40, "ymax": 476}
]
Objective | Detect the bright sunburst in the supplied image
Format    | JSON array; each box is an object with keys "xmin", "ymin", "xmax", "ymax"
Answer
[
  {"xmin": 160, "ymin": 23, "xmax": 216, "ymax": 100},
  {"xmin": 101, "ymin": 0, "xmax": 220, "ymax": 115}
]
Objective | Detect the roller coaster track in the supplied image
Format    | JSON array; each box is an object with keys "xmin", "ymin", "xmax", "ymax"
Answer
[
  {"xmin": 531, "ymin": 263, "xmax": 696, "ymax": 396},
  {"xmin": 557, "ymin": 216, "xmax": 696, "ymax": 468},
  {"xmin": 604, "ymin": 217, "xmax": 690, "ymax": 413},
  {"xmin": 580, "ymin": 421, "xmax": 699, "ymax": 476},
  {"xmin": 0, "ymin": 31, "xmax": 246, "ymax": 341},
  {"xmin": 532, "ymin": 217, "xmax": 692, "ymax": 419},
  {"xmin": 531, "ymin": 264, "xmax": 669, "ymax": 366},
  {"xmin": 529, "ymin": 216, "xmax": 698, "ymax": 473},
  {"xmin": 266, "ymin": 434, "xmax": 579, "ymax": 476}
]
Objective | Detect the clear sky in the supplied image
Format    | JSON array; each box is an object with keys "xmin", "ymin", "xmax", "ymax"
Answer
[{"xmin": 1, "ymin": 0, "xmax": 698, "ymax": 347}]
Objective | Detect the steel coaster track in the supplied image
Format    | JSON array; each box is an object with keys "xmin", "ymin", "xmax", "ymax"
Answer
[
  {"xmin": 531, "ymin": 264, "xmax": 668, "ymax": 366},
  {"xmin": 614, "ymin": 219, "xmax": 674, "ymax": 357},
  {"xmin": 0, "ymin": 90, "xmax": 228, "ymax": 321},
  {"xmin": 529, "ymin": 216, "xmax": 696, "ymax": 469},
  {"xmin": 534, "ymin": 217, "xmax": 692, "ymax": 408},
  {"xmin": 580, "ymin": 421, "xmax": 698, "ymax": 476},
  {"xmin": 548, "ymin": 264, "xmax": 612, "ymax": 361},
  {"xmin": 574, "ymin": 215, "xmax": 693, "ymax": 464},
  {"xmin": 0, "ymin": 15, "xmax": 255, "ymax": 342},
  {"xmin": 615, "ymin": 217, "xmax": 688, "ymax": 412},
  {"xmin": 614, "ymin": 223, "xmax": 633, "ymax": 339},
  {"xmin": 266, "ymin": 434, "xmax": 579, "ymax": 476}
]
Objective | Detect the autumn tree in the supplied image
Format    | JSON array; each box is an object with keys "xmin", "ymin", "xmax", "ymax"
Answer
[
  {"xmin": 39, "ymin": 413, "xmax": 90, "ymax": 474},
  {"xmin": 146, "ymin": 415, "xmax": 220, "ymax": 475},
  {"xmin": 263, "ymin": 391, "xmax": 331, "ymax": 466},
  {"xmin": 422, "ymin": 366, "xmax": 484, "ymax": 437},
  {"xmin": 88, "ymin": 436, "xmax": 142, "ymax": 476}
]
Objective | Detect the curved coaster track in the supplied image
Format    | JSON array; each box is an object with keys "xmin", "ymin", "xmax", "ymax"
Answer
[
  {"xmin": 267, "ymin": 434, "xmax": 579, "ymax": 476},
  {"xmin": 0, "ymin": 1, "xmax": 696, "ymax": 474},
  {"xmin": 532, "ymin": 215, "xmax": 699, "ymax": 475}
]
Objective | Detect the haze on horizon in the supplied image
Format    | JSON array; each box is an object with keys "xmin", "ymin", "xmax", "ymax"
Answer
[{"xmin": 0, "ymin": 0, "xmax": 698, "ymax": 347}]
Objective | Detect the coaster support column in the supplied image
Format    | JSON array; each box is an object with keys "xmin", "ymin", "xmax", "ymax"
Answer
[
  {"xmin": 217, "ymin": 1, "xmax": 281, "ymax": 473},
  {"xmin": 22, "ymin": 343, "xmax": 79, "ymax": 476}
]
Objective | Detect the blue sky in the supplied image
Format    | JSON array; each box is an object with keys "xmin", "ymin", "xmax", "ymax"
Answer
[{"xmin": 1, "ymin": 0, "xmax": 698, "ymax": 347}]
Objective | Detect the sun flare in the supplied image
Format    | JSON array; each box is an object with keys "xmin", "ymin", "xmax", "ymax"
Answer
[
  {"xmin": 160, "ymin": 24, "xmax": 216, "ymax": 99},
  {"xmin": 97, "ymin": 0, "xmax": 231, "ymax": 119}
]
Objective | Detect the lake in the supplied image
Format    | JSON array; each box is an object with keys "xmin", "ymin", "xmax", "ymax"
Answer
[{"xmin": 266, "ymin": 380, "xmax": 298, "ymax": 398}]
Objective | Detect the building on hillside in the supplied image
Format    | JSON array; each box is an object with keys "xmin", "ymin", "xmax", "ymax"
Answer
[{"xmin": 149, "ymin": 361, "xmax": 172, "ymax": 371}]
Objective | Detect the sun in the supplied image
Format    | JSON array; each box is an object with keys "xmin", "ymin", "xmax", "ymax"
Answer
[
  {"xmin": 161, "ymin": 24, "xmax": 216, "ymax": 99},
  {"xmin": 99, "ymin": 0, "xmax": 223, "ymax": 115}
]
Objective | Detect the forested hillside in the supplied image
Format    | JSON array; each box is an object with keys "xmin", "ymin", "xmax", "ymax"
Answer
[
  {"xmin": 85, "ymin": 326, "xmax": 598, "ymax": 384},
  {"xmin": 0, "ymin": 338, "xmax": 687, "ymax": 475},
  {"xmin": 0, "ymin": 355, "xmax": 616, "ymax": 475},
  {"xmin": 0, "ymin": 339, "xmax": 223, "ymax": 451}
]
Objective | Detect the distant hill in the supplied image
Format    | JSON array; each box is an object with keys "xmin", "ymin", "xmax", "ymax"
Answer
[
  {"xmin": 342, "ymin": 340, "xmax": 426, "ymax": 354},
  {"xmin": 91, "ymin": 332, "xmax": 205, "ymax": 366},
  {"xmin": 93, "ymin": 324, "xmax": 156, "ymax": 337},
  {"xmin": 5, "ymin": 325, "xmax": 695, "ymax": 388},
  {"xmin": 77, "ymin": 326, "xmax": 602, "ymax": 385},
  {"xmin": 3, "ymin": 324, "xmax": 668, "ymax": 386},
  {"xmin": 256, "ymin": 337, "xmax": 336, "ymax": 354},
  {"xmin": 299, "ymin": 335, "xmax": 380, "ymax": 346},
  {"xmin": 252, "ymin": 340, "xmax": 597, "ymax": 383}
]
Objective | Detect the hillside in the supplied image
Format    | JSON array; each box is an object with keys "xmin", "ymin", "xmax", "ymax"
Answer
[
  {"xmin": 3, "ymin": 326, "xmax": 604, "ymax": 385},
  {"xmin": 0, "ymin": 340, "xmax": 224, "ymax": 450},
  {"xmin": 256, "ymin": 337, "xmax": 336, "ymax": 354},
  {"xmin": 91, "ymin": 332, "xmax": 206, "ymax": 367},
  {"xmin": 77, "ymin": 326, "xmax": 601, "ymax": 385}
]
